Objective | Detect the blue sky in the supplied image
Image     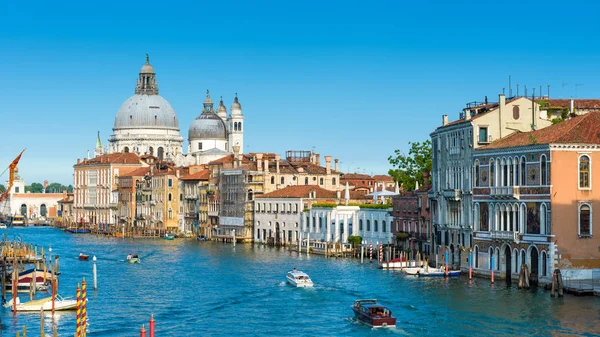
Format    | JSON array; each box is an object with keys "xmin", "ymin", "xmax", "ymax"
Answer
[{"xmin": 1, "ymin": 0, "xmax": 599, "ymax": 185}]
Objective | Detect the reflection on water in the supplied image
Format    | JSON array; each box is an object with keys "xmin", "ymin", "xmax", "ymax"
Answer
[{"xmin": 1, "ymin": 227, "xmax": 599, "ymax": 336}]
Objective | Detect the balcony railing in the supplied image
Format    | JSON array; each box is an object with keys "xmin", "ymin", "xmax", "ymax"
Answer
[
  {"xmin": 442, "ymin": 189, "xmax": 461, "ymax": 201},
  {"xmin": 490, "ymin": 230, "xmax": 519, "ymax": 241},
  {"xmin": 490, "ymin": 186, "xmax": 520, "ymax": 200}
]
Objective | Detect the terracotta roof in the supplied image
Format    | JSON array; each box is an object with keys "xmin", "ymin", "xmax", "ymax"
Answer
[
  {"xmin": 259, "ymin": 185, "xmax": 337, "ymax": 199},
  {"xmin": 75, "ymin": 152, "xmax": 141, "ymax": 166},
  {"xmin": 58, "ymin": 198, "xmax": 74, "ymax": 203},
  {"xmin": 372, "ymin": 175, "xmax": 393, "ymax": 182},
  {"xmin": 180, "ymin": 169, "xmax": 210, "ymax": 181},
  {"xmin": 122, "ymin": 167, "xmax": 150, "ymax": 177},
  {"xmin": 341, "ymin": 173, "xmax": 373, "ymax": 180},
  {"xmin": 540, "ymin": 99, "xmax": 600, "ymax": 109},
  {"xmin": 480, "ymin": 112, "xmax": 600, "ymax": 149}
]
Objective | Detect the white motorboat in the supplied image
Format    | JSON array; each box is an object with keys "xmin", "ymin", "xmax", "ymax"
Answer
[
  {"xmin": 3, "ymin": 295, "xmax": 77, "ymax": 311},
  {"xmin": 286, "ymin": 270, "xmax": 314, "ymax": 288}
]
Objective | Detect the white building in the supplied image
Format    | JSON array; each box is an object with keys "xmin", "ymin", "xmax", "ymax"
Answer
[
  {"xmin": 302, "ymin": 205, "xmax": 394, "ymax": 244},
  {"xmin": 187, "ymin": 90, "xmax": 245, "ymax": 165},
  {"xmin": 109, "ymin": 55, "xmax": 184, "ymax": 161},
  {"xmin": 1, "ymin": 168, "xmax": 64, "ymax": 220}
]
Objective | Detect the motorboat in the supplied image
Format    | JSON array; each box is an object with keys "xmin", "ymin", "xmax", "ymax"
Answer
[
  {"xmin": 78, "ymin": 253, "xmax": 89, "ymax": 261},
  {"xmin": 405, "ymin": 266, "xmax": 461, "ymax": 277},
  {"xmin": 352, "ymin": 299, "xmax": 396, "ymax": 328},
  {"xmin": 164, "ymin": 234, "xmax": 175, "ymax": 240},
  {"xmin": 286, "ymin": 270, "xmax": 314, "ymax": 288},
  {"xmin": 126, "ymin": 254, "xmax": 140, "ymax": 264},
  {"xmin": 3, "ymin": 294, "xmax": 77, "ymax": 311},
  {"xmin": 8, "ymin": 268, "xmax": 59, "ymax": 288}
]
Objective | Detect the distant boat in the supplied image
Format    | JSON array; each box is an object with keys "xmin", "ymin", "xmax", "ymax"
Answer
[
  {"xmin": 126, "ymin": 254, "xmax": 140, "ymax": 264},
  {"xmin": 286, "ymin": 270, "xmax": 314, "ymax": 288},
  {"xmin": 164, "ymin": 234, "xmax": 175, "ymax": 240},
  {"xmin": 0, "ymin": 223, "xmax": 7, "ymax": 229},
  {"xmin": 3, "ymin": 295, "xmax": 77, "ymax": 311},
  {"xmin": 352, "ymin": 299, "xmax": 396, "ymax": 328},
  {"xmin": 66, "ymin": 228, "xmax": 90, "ymax": 233},
  {"xmin": 78, "ymin": 254, "xmax": 89, "ymax": 261}
]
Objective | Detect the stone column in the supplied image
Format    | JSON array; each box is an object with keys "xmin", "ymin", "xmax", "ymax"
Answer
[
  {"xmin": 326, "ymin": 212, "xmax": 331, "ymax": 242},
  {"xmin": 343, "ymin": 214, "xmax": 348, "ymax": 243}
]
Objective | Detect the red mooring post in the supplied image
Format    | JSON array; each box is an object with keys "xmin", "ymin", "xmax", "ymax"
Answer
[
  {"xmin": 149, "ymin": 314, "xmax": 155, "ymax": 337},
  {"xmin": 12, "ymin": 275, "xmax": 17, "ymax": 313},
  {"xmin": 140, "ymin": 324, "xmax": 146, "ymax": 337}
]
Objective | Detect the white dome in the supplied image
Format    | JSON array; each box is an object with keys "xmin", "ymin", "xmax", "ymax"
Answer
[
  {"xmin": 188, "ymin": 112, "xmax": 227, "ymax": 140},
  {"xmin": 114, "ymin": 94, "xmax": 179, "ymax": 130}
]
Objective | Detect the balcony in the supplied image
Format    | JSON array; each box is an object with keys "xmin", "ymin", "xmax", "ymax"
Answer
[
  {"xmin": 490, "ymin": 230, "xmax": 519, "ymax": 242},
  {"xmin": 490, "ymin": 186, "xmax": 520, "ymax": 200},
  {"xmin": 442, "ymin": 189, "xmax": 461, "ymax": 201},
  {"xmin": 185, "ymin": 194, "xmax": 198, "ymax": 200}
]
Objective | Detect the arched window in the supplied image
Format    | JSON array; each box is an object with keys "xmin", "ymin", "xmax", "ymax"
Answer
[
  {"xmin": 238, "ymin": 122, "xmax": 242, "ymax": 131},
  {"xmin": 157, "ymin": 147, "xmax": 164, "ymax": 160},
  {"xmin": 40, "ymin": 204, "xmax": 47, "ymax": 217},
  {"xmin": 374, "ymin": 220, "xmax": 378, "ymax": 232},
  {"xmin": 579, "ymin": 155, "xmax": 590, "ymax": 188},
  {"xmin": 474, "ymin": 160, "xmax": 480, "ymax": 187},
  {"xmin": 319, "ymin": 178, "xmax": 324, "ymax": 185},
  {"xmin": 168, "ymin": 208, "xmax": 173, "ymax": 219},
  {"xmin": 149, "ymin": 146, "xmax": 154, "ymax": 155},
  {"xmin": 541, "ymin": 155, "xmax": 548, "ymax": 185},
  {"xmin": 332, "ymin": 178, "xmax": 337, "ymax": 185},
  {"xmin": 359, "ymin": 219, "xmax": 363, "ymax": 231},
  {"xmin": 234, "ymin": 122, "xmax": 238, "ymax": 131},
  {"xmin": 521, "ymin": 157, "xmax": 526, "ymax": 185},
  {"xmin": 513, "ymin": 106, "xmax": 520, "ymax": 119},
  {"xmin": 247, "ymin": 189, "xmax": 253, "ymax": 201},
  {"xmin": 367, "ymin": 220, "xmax": 371, "ymax": 231},
  {"xmin": 578, "ymin": 204, "xmax": 591, "ymax": 237},
  {"xmin": 271, "ymin": 176, "xmax": 275, "ymax": 184},
  {"xmin": 489, "ymin": 159, "xmax": 495, "ymax": 187},
  {"xmin": 168, "ymin": 193, "xmax": 172, "ymax": 201},
  {"xmin": 540, "ymin": 203, "xmax": 546, "ymax": 234},
  {"xmin": 305, "ymin": 177, "xmax": 309, "ymax": 185},
  {"xmin": 281, "ymin": 177, "xmax": 285, "ymax": 185},
  {"xmin": 541, "ymin": 251, "xmax": 547, "ymax": 277},
  {"xmin": 124, "ymin": 146, "xmax": 130, "ymax": 153}
]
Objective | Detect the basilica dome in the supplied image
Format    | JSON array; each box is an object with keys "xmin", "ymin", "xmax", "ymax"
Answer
[
  {"xmin": 113, "ymin": 94, "xmax": 179, "ymax": 130},
  {"xmin": 188, "ymin": 109, "xmax": 227, "ymax": 140}
]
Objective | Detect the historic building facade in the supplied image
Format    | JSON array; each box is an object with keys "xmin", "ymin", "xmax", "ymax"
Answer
[
  {"xmin": 472, "ymin": 111, "xmax": 600, "ymax": 283},
  {"xmin": 429, "ymin": 95, "xmax": 552, "ymax": 268}
]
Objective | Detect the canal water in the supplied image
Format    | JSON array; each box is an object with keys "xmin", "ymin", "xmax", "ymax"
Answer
[{"xmin": 1, "ymin": 227, "xmax": 599, "ymax": 336}]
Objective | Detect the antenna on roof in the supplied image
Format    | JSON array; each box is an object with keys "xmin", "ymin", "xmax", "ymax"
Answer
[
  {"xmin": 502, "ymin": 88, "xmax": 505, "ymax": 95},
  {"xmin": 516, "ymin": 84, "xmax": 519, "ymax": 97},
  {"xmin": 547, "ymin": 85, "xmax": 550, "ymax": 99},
  {"xmin": 508, "ymin": 75, "xmax": 512, "ymax": 97},
  {"xmin": 524, "ymin": 85, "xmax": 527, "ymax": 97}
]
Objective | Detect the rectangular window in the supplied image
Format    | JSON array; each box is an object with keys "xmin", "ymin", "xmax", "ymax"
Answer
[
  {"xmin": 198, "ymin": 142, "xmax": 202, "ymax": 150},
  {"xmin": 15, "ymin": 187, "xmax": 19, "ymax": 193},
  {"xmin": 168, "ymin": 179, "xmax": 173, "ymax": 187},
  {"xmin": 579, "ymin": 155, "xmax": 590, "ymax": 189},
  {"xmin": 479, "ymin": 127, "xmax": 488, "ymax": 144}
]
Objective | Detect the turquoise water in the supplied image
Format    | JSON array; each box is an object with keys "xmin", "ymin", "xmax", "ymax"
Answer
[{"xmin": 1, "ymin": 227, "xmax": 599, "ymax": 336}]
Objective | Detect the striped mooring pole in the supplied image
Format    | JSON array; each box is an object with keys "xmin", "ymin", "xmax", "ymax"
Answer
[
  {"xmin": 76, "ymin": 284, "xmax": 81, "ymax": 337},
  {"xmin": 82, "ymin": 279, "xmax": 87, "ymax": 336},
  {"xmin": 369, "ymin": 242, "xmax": 373, "ymax": 263},
  {"xmin": 379, "ymin": 243, "xmax": 383, "ymax": 263}
]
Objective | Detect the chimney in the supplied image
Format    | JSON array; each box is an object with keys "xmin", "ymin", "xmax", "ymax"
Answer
[
  {"xmin": 325, "ymin": 156, "xmax": 332, "ymax": 174},
  {"xmin": 423, "ymin": 171, "xmax": 430, "ymax": 188},
  {"xmin": 465, "ymin": 110, "xmax": 471, "ymax": 120},
  {"xmin": 334, "ymin": 159, "xmax": 339, "ymax": 172},
  {"xmin": 256, "ymin": 153, "xmax": 263, "ymax": 171},
  {"xmin": 570, "ymin": 99, "xmax": 574, "ymax": 115},
  {"xmin": 275, "ymin": 155, "xmax": 280, "ymax": 173},
  {"xmin": 442, "ymin": 115, "xmax": 449, "ymax": 126},
  {"xmin": 315, "ymin": 154, "xmax": 320, "ymax": 166},
  {"xmin": 233, "ymin": 145, "xmax": 240, "ymax": 168},
  {"xmin": 77, "ymin": 158, "xmax": 81, "ymax": 165},
  {"xmin": 498, "ymin": 93, "xmax": 506, "ymax": 138}
]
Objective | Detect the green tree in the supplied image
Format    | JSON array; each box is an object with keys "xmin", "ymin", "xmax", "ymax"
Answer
[
  {"xmin": 25, "ymin": 182, "xmax": 44, "ymax": 193},
  {"xmin": 388, "ymin": 140, "xmax": 432, "ymax": 191},
  {"xmin": 0, "ymin": 184, "xmax": 5, "ymax": 193}
]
